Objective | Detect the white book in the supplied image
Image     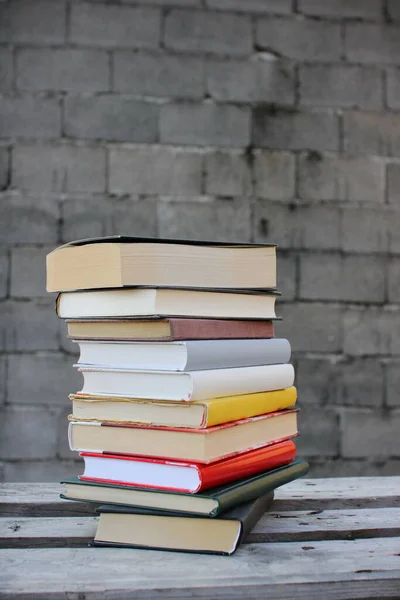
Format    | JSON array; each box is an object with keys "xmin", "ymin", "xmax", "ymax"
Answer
[
  {"xmin": 56, "ymin": 288, "xmax": 277, "ymax": 320},
  {"xmin": 74, "ymin": 338, "xmax": 291, "ymax": 371},
  {"xmin": 75, "ymin": 363, "xmax": 295, "ymax": 402}
]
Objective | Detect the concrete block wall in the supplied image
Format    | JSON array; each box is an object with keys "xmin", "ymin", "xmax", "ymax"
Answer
[{"xmin": 0, "ymin": 0, "xmax": 399, "ymax": 481}]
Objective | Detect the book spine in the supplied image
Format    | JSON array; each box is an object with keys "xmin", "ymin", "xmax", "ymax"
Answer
[
  {"xmin": 204, "ymin": 387, "xmax": 297, "ymax": 428},
  {"xmin": 170, "ymin": 319, "xmax": 275, "ymax": 340},
  {"xmin": 198, "ymin": 440, "xmax": 296, "ymax": 491},
  {"xmin": 213, "ymin": 459, "xmax": 310, "ymax": 516}
]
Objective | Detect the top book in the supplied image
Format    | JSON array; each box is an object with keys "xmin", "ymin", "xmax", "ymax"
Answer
[{"xmin": 46, "ymin": 236, "xmax": 277, "ymax": 292}]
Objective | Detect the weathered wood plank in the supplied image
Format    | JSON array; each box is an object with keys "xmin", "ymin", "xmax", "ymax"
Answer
[
  {"xmin": 1, "ymin": 508, "xmax": 400, "ymax": 548},
  {"xmin": 1, "ymin": 539, "xmax": 400, "ymax": 599},
  {"xmin": 2, "ymin": 477, "xmax": 400, "ymax": 516}
]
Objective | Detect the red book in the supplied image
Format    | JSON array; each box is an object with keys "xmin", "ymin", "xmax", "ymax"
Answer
[{"xmin": 79, "ymin": 440, "xmax": 296, "ymax": 493}]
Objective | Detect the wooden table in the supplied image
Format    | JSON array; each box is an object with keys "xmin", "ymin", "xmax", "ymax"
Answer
[{"xmin": 1, "ymin": 477, "xmax": 400, "ymax": 599}]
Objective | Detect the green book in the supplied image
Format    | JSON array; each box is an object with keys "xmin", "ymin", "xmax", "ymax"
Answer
[
  {"xmin": 61, "ymin": 458, "xmax": 309, "ymax": 517},
  {"xmin": 93, "ymin": 492, "xmax": 275, "ymax": 556}
]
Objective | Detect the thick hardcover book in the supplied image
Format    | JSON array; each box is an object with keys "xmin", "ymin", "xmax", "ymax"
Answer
[
  {"xmin": 93, "ymin": 492, "xmax": 275, "ymax": 555},
  {"xmin": 74, "ymin": 338, "xmax": 291, "ymax": 371},
  {"xmin": 78, "ymin": 440, "xmax": 296, "ymax": 493},
  {"xmin": 46, "ymin": 236, "xmax": 276, "ymax": 293},
  {"xmin": 69, "ymin": 409, "xmax": 298, "ymax": 463},
  {"xmin": 61, "ymin": 458, "xmax": 310, "ymax": 517},
  {"xmin": 73, "ymin": 363, "xmax": 295, "ymax": 402},
  {"xmin": 66, "ymin": 318, "xmax": 276, "ymax": 341},
  {"xmin": 56, "ymin": 288, "xmax": 279, "ymax": 320},
  {"xmin": 70, "ymin": 387, "xmax": 298, "ymax": 429}
]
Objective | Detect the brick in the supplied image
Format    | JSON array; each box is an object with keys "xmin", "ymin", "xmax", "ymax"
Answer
[
  {"xmin": 298, "ymin": 153, "xmax": 385, "ymax": 203},
  {"xmin": 276, "ymin": 302, "xmax": 342, "ymax": 352},
  {"xmin": 3, "ymin": 459, "xmax": 82, "ymax": 483},
  {"xmin": 0, "ymin": 147, "xmax": 10, "ymax": 190},
  {"xmin": 0, "ymin": 96, "xmax": 60, "ymax": 139},
  {"xmin": 164, "ymin": 9, "xmax": 252, "ymax": 56},
  {"xmin": 70, "ymin": 3, "xmax": 160, "ymax": 49},
  {"xmin": 0, "ymin": 192, "xmax": 59, "ymax": 244},
  {"xmin": 343, "ymin": 307, "xmax": 400, "ymax": 356},
  {"xmin": 0, "ymin": 357, "xmax": 6, "ymax": 405},
  {"xmin": 64, "ymin": 96, "xmax": 158, "ymax": 143},
  {"xmin": 387, "ymin": 0, "xmax": 400, "ymax": 21},
  {"xmin": 254, "ymin": 202, "xmax": 341, "ymax": 250},
  {"xmin": 299, "ymin": 253, "xmax": 385, "ymax": 303},
  {"xmin": 0, "ymin": 247, "xmax": 8, "ymax": 299},
  {"xmin": 386, "ymin": 362, "xmax": 400, "ymax": 407},
  {"xmin": 388, "ymin": 210, "xmax": 400, "ymax": 253},
  {"xmin": 296, "ymin": 356, "xmax": 384, "ymax": 409},
  {"xmin": 61, "ymin": 196, "xmax": 114, "ymax": 243},
  {"xmin": 341, "ymin": 408, "xmax": 400, "ymax": 458},
  {"xmin": 386, "ymin": 68, "xmax": 400, "ymax": 109},
  {"xmin": 276, "ymin": 252, "xmax": 296, "ymax": 301},
  {"xmin": 0, "ymin": 406, "xmax": 59, "ymax": 460},
  {"xmin": 16, "ymin": 49, "xmax": 109, "ymax": 93},
  {"xmin": 0, "ymin": 0, "xmax": 66, "ymax": 44},
  {"xmin": 0, "ymin": 49, "xmax": 12, "ymax": 91},
  {"xmin": 7, "ymin": 353, "xmax": 82, "ymax": 405},
  {"xmin": 112, "ymin": 196, "xmax": 158, "ymax": 237},
  {"xmin": 388, "ymin": 256, "xmax": 400, "ymax": 301},
  {"xmin": 345, "ymin": 23, "xmax": 400, "ymax": 64},
  {"xmin": 206, "ymin": 58, "xmax": 295, "ymax": 105},
  {"xmin": 205, "ymin": 0, "xmax": 293, "ymax": 13},
  {"xmin": 0, "ymin": 300, "xmax": 59, "ymax": 351},
  {"xmin": 295, "ymin": 355, "xmax": 340, "ymax": 405},
  {"xmin": 256, "ymin": 17, "xmax": 341, "ymax": 62},
  {"xmin": 252, "ymin": 109, "xmax": 339, "ymax": 152},
  {"xmin": 10, "ymin": 246, "xmax": 53, "ymax": 298},
  {"xmin": 13, "ymin": 145, "xmax": 106, "ymax": 194},
  {"xmin": 158, "ymin": 199, "xmax": 251, "ymax": 242},
  {"xmin": 114, "ymin": 52, "xmax": 204, "ymax": 99},
  {"xmin": 296, "ymin": 407, "xmax": 340, "ymax": 457},
  {"xmin": 299, "ymin": 0, "xmax": 382, "ymax": 19},
  {"xmin": 343, "ymin": 111, "xmax": 400, "ymax": 157},
  {"xmin": 338, "ymin": 359, "xmax": 385, "ymax": 408},
  {"xmin": 205, "ymin": 152, "xmax": 252, "ymax": 196},
  {"xmin": 387, "ymin": 163, "xmax": 400, "ymax": 203},
  {"xmin": 299, "ymin": 65, "xmax": 382, "ymax": 110},
  {"xmin": 341, "ymin": 206, "xmax": 390, "ymax": 253},
  {"xmin": 109, "ymin": 147, "xmax": 202, "ymax": 196},
  {"xmin": 160, "ymin": 103, "xmax": 250, "ymax": 147},
  {"xmin": 254, "ymin": 151, "xmax": 295, "ymax": 200}
]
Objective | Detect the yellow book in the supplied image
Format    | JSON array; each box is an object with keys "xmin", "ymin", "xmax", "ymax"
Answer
[{"xmin": 70, "ymin": 387, "xmax": 297, "ymax": 429}]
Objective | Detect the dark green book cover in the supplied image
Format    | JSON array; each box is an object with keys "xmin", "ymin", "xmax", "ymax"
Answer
[
  {"xmin": 93, "ymin": 492, "xmax": 275, "ymax": 556},
  {"xmin": 61, "ymin": 458, "xmax": 309, "ymax": 517}
]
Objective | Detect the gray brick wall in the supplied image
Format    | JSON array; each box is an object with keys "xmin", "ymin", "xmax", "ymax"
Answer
[{"xmin": 0, "ymin": 0, "xmax": 399, "ymax": 481}]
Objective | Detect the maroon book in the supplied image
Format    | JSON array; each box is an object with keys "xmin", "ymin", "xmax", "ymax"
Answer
[{"xmin": 67, "ymin": 318, "xmax": 275, "ymax": 341}]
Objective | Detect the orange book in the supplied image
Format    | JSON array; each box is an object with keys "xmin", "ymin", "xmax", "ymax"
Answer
[{"xmin": 79, "ymin": 440, "xmax": 296, "ymax": 493}]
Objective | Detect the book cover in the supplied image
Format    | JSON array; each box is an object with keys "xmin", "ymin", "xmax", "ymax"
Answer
[
  {"xmin": 67, "ymin": 318, "xmax": 276, "ymax": 342},
  {"xmin": 74, "ymin": 338, "xmax": 291, "ymax": 372},
  {"xmin": 47, "ymin": 236, "xmax": 277, "ymax": 293},
  {"xmin": 78, "ymin": 440, "xmax": 296, "ymax": 493},
  {"xmin": 68, "ymin": 409, "xmax": 298, "ymax": 463},
  {"xmin": 70, "ymin": 387, "xmax": 297, "ymax": 429},
  {"xmin": 93, "ymin": 492, "xmax": 275, "ymax": 555},
  {"xmin": 61, "ymin": 458, "xmax": 309, "ymax": 517}
]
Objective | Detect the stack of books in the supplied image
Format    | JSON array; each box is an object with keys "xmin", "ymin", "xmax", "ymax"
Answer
[{"xmin": 46, "ymin": 236, "xmax": 308, "ymax": 555}]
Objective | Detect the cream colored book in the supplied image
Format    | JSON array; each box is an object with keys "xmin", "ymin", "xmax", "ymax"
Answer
[{"xmin": 46, "ymin": 236, "xmax": 276, "ymax": 292}]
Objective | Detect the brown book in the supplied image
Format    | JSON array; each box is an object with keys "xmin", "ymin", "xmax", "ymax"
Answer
[
  {"xmin": 67, "ymin": 318, "xmax": 275, "ymax": 341},
  {"xmin": 46, "ymin": 236, "xmax": 276, "ymax": 292}
]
